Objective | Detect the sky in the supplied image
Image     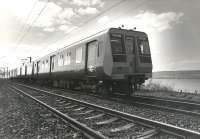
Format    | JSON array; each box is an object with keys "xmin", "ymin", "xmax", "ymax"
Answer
[{"xmin": 0, "ymin": 0, "xmax": 200, "ymax": 71}]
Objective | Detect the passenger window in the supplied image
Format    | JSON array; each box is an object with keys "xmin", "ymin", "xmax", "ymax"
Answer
[
  {"xmin": 64, "ymin": 51, "xmax": 71, "ymax": 65},
  {"xmin": 42, "ymin": 61, "xmax": 45, "ymax": 70},
  {"xmin": 58, "ymin": 54, "xmax": 64, "ymax": 66},
  {"xmin": 75, "ymin": 46, "xmax": 82, "ymax": 63},
  {"xmin": 45, "ymin": 60, "xmax": 48, "ymax": 69}
]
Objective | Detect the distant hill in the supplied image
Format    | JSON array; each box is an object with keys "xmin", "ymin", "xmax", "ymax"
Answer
[{"xmin": 153, "ymin": 70, "xmax": 200, "ymax": 79}]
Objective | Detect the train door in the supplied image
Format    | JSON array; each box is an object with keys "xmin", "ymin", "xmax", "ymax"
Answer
[
  {"xmin": 34, "ymin": 63, "xmax": 37, "ymax": 75},
  {"xmin": 20, "ymin": 67, "xmax": 22, "ymax": 76},
  {"xmin": 125, "ymin": 36, "xmax": 136, "ymax": 73},
  {"xmin": 86, "ymin": 40, "xmax": 98, "ymax": 74},
  {"xmin": 50, "ymin": 55, "xmax": 56, "ymax": 74},
  {"xmin": 37, "ymin": 61, "xmax": 40, "ymax": 76},
  {"xmin": 25, "ymin": 65, "xmax": 27, "ymax": 76},
  {"xmin": 32, "ymin": 62, "xmax": 34, "ymax": 76}
]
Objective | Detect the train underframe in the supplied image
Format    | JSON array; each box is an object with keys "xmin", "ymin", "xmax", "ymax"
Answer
[{"xmin": 14, "ymin": 75, "xmax": 146, "ymax": 96}]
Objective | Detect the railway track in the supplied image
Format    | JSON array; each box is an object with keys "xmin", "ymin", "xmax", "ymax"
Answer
[
  {"xmin": 16, "ymin": 82, "xmax": 200, "ymax": 117},
  {"xmin": 1, "ymin": 85, "xmax": 87, "ymax": 138},
  {"xmin": 42, "ymin": 84, "xmax": 200, "ymax": 117},
  {"xmin": 10, "ymin": 83, "xmax": 200, "ymax": 138},
  {"xmin": 9, "ymin": 87, "xmax": 107, "ymax": 139}
]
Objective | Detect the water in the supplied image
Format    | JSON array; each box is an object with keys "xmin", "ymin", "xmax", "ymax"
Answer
[{"xmin": 145, "ymin": 78, "xmax": 200, "ymax": 93}]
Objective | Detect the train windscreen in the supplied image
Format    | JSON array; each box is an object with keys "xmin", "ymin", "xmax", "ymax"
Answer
[
  {"xmin": 125, "ymin": 36, "xmax": 135, "ymax": 54},
  {"xmin": 137, "ymin": 38, "xmax": 152, "ymax": 63},
  {"xmin": 110, "ymin": 33, "xmax": 126, "ymax": 62}
]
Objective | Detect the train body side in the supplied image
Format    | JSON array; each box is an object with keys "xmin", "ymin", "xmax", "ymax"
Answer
[
  {"xmin": 28, "ymin": 29, "xmax": 110, "ymax": 80},
  {"xmin": 14, "ymin": 28, "xmax": 152, "ymax": 85}
]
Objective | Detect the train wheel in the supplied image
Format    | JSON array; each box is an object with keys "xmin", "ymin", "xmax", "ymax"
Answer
[
  {"xmin": 127, "ymin": 81, "xmax": 133, "ymax": 96},
  {"xmin": 134, "ymin": 83, "xmax": 137, "ymax": 91},
  {"xmin": 96, "ymin": 80, "xmax": 112, "ymax": 95},
  {"xmin": 69, "ymin": 81, "xmax": 75, "ymax": 90}
]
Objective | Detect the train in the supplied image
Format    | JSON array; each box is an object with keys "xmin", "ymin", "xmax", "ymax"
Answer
[{"xmin": 9, "ymin": 28, "xmax": 152, "ymax": 95}]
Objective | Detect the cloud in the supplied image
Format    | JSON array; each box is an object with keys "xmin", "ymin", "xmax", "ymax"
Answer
[
  {"xmin": 33, "ymin": 2, "xmax": 62, "ymax": 28},
  {"xmin": 58, "ymin": 25, "xmax": 69, "ymax": 32},
  {"xmin": 0, "ymin": 0, "xmax": 63, "ymax": 34},
  {"xmin": 97, "ymin": 16, "xmax": 110, "ymax": 24},
  {"xmin": 58, "ymin": 25, "xmax": 78, "ymax": 33},
  {"xmin": 26, "ymin": 2, "xmax": 78, "ymax": 33},
  {"xmin": 0, "ymin": 0, "xmax": 38, "ymax": 20},
  {"xmin": 72, "ymin": 0, "xmax": 104, "ymax": 7},
  {"xmin": 134, "ymin": 11, "xmax": 184, "ymax": 32},
  {"xmin": 1, "ymin": 0, "xmax": 102, "ymax": 35},
  {"xmin": 58, "ymin": 8, "xmax": 77, "ymax": 20},
  {"xmin": 43, "ymin": 27, "xmax": 56, "ymax": 32},
  {"xmin": 97, "ymin": 11, "xmax": 184, "ymax": 32},
  {"xmin": 77, "ymin": 7, "xmax": 99, "ymax": 15}
]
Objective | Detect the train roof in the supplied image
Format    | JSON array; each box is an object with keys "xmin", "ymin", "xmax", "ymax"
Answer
[
  {"xmin": 32, "ymin": 28, "xmax": 110, "ymax": 62},
  {"xmin": 30, "ymin": 27, "xmax": 146, "ymax": 62}
]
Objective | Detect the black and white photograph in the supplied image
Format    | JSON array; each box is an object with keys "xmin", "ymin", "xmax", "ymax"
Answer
[{"xmin": 0, "ymin": 0, "xmax": 200, "ymax": 138}]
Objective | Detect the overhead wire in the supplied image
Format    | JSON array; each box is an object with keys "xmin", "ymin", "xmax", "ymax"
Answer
[
  {"xmin": 104, "ymin": 0, "xmax": 148, "ymax": 28},
  {"xmin": 2, "ymin": 0, "xmax": 38, "ymax": 67},
  {"xmin": 40, "ymin": 0, "xmax": 147, "ymax": 53},
  {"xmin": 15, "ymin": 0, "xmax": 49, "ymax": 50},
  {"xmin": 22, "ymin": 0, "xmax": 147, "ymax": 61},
  {"xmin": 15, "ymin": 0, "xmax": 38, "ymax": 45},
  {"xmin": 41, "ymin": 0, "xmax": 128, "ymax": 50}
]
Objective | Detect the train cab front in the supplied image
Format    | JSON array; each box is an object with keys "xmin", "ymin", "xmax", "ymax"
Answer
[{"xmin": 109, "ymin": 28, "xmax": 152, "ymax": 88}]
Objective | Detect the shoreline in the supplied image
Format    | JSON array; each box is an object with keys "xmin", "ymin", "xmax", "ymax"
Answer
[
  {"xmin": 145, "ymin": 78, "xmax": 200, "ymax": 94},
  {"xmin": 135, "ymin": 89, "xmax": 200, "ymax": 102}
]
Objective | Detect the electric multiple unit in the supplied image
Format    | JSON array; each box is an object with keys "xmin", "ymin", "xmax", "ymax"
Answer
[{"xmin": 10, "ymin": 28, "xmax": 152, "ymax": 94}]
